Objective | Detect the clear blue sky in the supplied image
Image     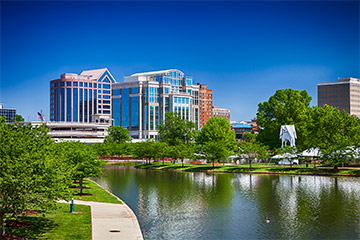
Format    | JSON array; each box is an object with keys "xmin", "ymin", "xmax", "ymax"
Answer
[{"xmin": 1, "ymin": 1, "xmax": 359, "ymax": 121}]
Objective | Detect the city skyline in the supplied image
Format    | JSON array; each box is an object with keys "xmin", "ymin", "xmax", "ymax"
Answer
[{"xmin": 1, "ymin": 1, "xmax": 359, "ymax": 121}]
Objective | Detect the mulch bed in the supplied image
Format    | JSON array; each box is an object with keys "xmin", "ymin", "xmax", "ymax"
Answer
[
  {"xmin": 0, "ymin": 234, "xmax": 29, "ymax": 240},
  {"xmin": 21, "ymin": 210, "xmax": 40, "ymax": 216},
  {"xmin": 74, "ymin": 193, "xmax": 93, "ymax": 196},
  {"xmin": 5, "ymin": 220, "xmax": 33, "ymax": 228},
  {"xmin": 70, "ymin": 186, "xmax": 90, "ymax": 189}
]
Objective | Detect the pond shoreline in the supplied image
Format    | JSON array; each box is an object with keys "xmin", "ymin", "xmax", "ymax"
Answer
[{"xmin": 130, "ymin": 163, "xmax": 360, "ymax": 177}]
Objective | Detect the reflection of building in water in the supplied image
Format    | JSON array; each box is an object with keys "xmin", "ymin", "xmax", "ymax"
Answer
[{"xmin": 233, "ymin": 174, "xmax": 260, "ymax": 191}]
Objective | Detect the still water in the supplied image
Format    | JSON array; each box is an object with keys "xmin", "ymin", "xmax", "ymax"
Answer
[{"xmin": 94, "ymin": 166, "xmax": 360, "ymax": 239}]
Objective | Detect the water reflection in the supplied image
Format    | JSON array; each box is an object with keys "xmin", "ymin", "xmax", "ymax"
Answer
[{"xmin": 94, "ymin": 166, "xmax": 360, "ymax": 240}]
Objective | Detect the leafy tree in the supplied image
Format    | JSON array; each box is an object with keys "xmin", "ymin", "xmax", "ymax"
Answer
[
  {"xmin": 0, "ymin": 118, "xmax": 72, "ymax": 236},
  {"xmin": 242, "ymin": 132, "xmax": 256, "ymax": 142},
  {"xmin": 133, "ymin": 141, "xmax": 156, "ymax": 164},
  {"xmin": 54, "ymin": 141, "xmax": 103, "ymax": 195},
  {"xmin": 105, "ymin": 126, "xmax": 131, "ymax": 143},
  {"xmin": 170, "ymin": 143, "xmax": 195, "ymax": 167},
  {"xmin": 256, "ymin": 89, "xmax": 312, "ymax": 150},
  {"xmin": 159, "ymin": 112, "xmax": 197, "ymax": 146},
  {"xmin": 15, "ymin": 114, "xmax": 24, "ymax": 122},
  {"xmin": 237, "ymin": 141, "xmax": 269, "ymax": 169},
  {"xmin": 92, "ymin": 142, "xmax": 133, "ymax": 157},
  {"xmin": 303, "ymin": 105, "xmax": 360, "ymax": 169},
  {"xmin": 197, "ymin": 117, "xmax": 237, "ymax": 167}
]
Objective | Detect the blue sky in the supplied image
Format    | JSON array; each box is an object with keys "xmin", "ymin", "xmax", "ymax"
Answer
[{"xmin": 1, "ymin": 1, "xmax": 359, "ymax": 121}]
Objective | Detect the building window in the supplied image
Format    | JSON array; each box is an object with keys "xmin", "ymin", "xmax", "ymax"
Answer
[{"xmin": 73, "ymin": 82, "xmax": 78, "ymax": 86}]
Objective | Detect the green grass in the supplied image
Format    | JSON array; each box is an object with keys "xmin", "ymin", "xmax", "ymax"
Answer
[
  {"xmin": 135, "ymin": 162, "xmax": 360, "ymax": 176},
  {"xmin": 5, "ymin": 203, "xmax": 91, "ymax": 240},
  {"xmin": 107, "ymin": 161, "xmax": 142, "ymax": 166},
  {"xmin": 72, "ymin": 179, "xmax": 122, "ymax": 204}
]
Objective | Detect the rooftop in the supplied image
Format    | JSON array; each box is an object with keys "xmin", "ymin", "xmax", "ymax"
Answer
[{"xmin": 131, "ymin": 69, "xmax": 184, "ymax": 77}]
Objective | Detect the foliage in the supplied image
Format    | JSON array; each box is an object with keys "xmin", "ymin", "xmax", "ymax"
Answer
[
  {"xmin": 92, "ymin": 142, "xmax": 133, "ymax": 156},
  {"xmin": 132, "ymin": 141, "xmax": 156, "ymax": 164},
  {"xmin": 159, "ymin": 112, "xmax": 197, "ymax": 146},
  {"xmin": 15, "ymin": 114, "xmax": 24, "ymax": 122},
  {"xmin": 303, "ymin": 105, "xmax": 360, "ymax": 169},
  {"xmin": 0, "ymin": 119, "xmax": 72, "ymax": 236},
  {"xmin": 169, "ymin": 143, "xmax": 195, "ymax": 167},
  {"xmin": 104, "ymin": 126, "xmax": 131, "ymax": 143},
  {"xmin": 53, "ymin": 141, "xmax": 103, "ymax": 195},
  {"xmin": 242, "ymin": 132, "xmax": 256, "ymax": 142},
  {"xmin": 197, "ymin": 117, "xmax": 237, "ymax": 166},
  {"xmin": 256, "ymin": 89, "xmax": 312, "ymax": 150},
  {"xmin": 237, "ymin": 140, "xmax": 269, "ymax": 169}
]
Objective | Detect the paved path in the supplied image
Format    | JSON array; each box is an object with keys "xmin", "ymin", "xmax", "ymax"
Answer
[{"xmin": 58, "ymin": 200, "xmax": 143, "ymax": 240}]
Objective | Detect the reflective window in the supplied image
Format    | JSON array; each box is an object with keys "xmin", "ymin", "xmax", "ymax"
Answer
[
  {"xmin": 103, "ymin": 100, "xmax": 110, "ymax": 104},
  {"xmin": 103, "ymin": 95, "xmax": 111, "ymax": 99},
  {"xmin": 80, "ymin": 82, "xmax": 83, "ymax": 87},
  {"xmin": 67, "ymin": 82, "xmax": 71, "ymax": 86},
  {"xmin": 61, "ymin": 82, "xmax": 65, "ymax": 86},
  {"xmin": 103, "ymin": 84, "xmax": 111, "ymax": 89},
  {"xmin": 89, "ymin": 83, "xmax": 92, "ymax": 87},
  {"xmin": 131, "ymin": 97, "xmax": 139, "ymax": 130},
  {"xmin": 73, "ymin": 88, "xmax": 78, "ymax": 121},
  {"xmin": 131, "ymin": 87, "xmax": 139, "ymax": 94},
  {"xmin": 113, "ymin": 89, "xmax": 120, "ymax": 95},
  {"xmin": 113, "ymin": 98, "xmax": 120, "ymax": 126},
  {"xmin": 50, "ymin": 83, "xmax": 54, "ymax": 88},
  {"xmin": 84, "ymin": 83, "xmax": 88, "ymax": 87},
  {"xmin": 66, "ymin": 88, "xmax": 71, "ymax": 121},
  {"xmin": 73, "ymin": 82, "xmax": 78, "ymax": 86},
  {"xmin": 94, "ymin": 83, "xmax": 97, "ymax": 88},
  {"xmin": 80, "ymin": 89, "xmax": 83, "ymax": 122},
  {"xmin": 121, "ymin": 89, "xmax": 129, "ymax": 127},
  {"xmin": 103, "ymin": 90, "xmax": 110, "ymax": 94}
]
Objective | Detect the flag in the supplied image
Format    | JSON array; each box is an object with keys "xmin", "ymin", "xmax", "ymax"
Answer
[{"xmin": 37, "ymin": 112, "xmax": 46, "ymax": 122}]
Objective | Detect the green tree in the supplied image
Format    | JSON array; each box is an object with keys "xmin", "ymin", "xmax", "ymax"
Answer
[
  {"xmin": 159, "ymin": 112, "xmax": 197, "ymax": 146},
  {"xmin": 304, "ymin": 105, "xmax": 360, "ymax": 168},
  {"xmin": 133, "ymin": 141, "xmax": 156, "ymax": 164},
  {"xmin": 256, "ymin": 89, "xmax": 312, "ymax": 150},
  {"xmin": 0, "ymin": 118, "xmax": 72, "ymax": 236},
  {"xmin": 170, "ymin": 143, "xmax": 195, "ymax": 167},
  {"xmin": 105, "ymin": 126, "xmax": 131, "ymax": 143},
  {"xmin": 237, "ymin": 141, "xmax": 269, "ymax": 169},
  {"xmin": 15, "ymin": 114, "xmax": 24, "ymax": 122},
  {"xmin": 197, "ymin": 117, "xmax": 237, "ymax": 167},
  {"xmin": 55, "ymin": 141, "xmax": 103, "ymax": 195}
]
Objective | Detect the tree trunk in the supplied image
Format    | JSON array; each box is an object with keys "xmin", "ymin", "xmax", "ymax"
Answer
[
  {"xmin": 249, "ymin": 160, "xmax": 252, "ymax": 169},
  {"xmin": 163, "ymin": 159, "xmax": 165, "ymax": 165},
  {"xmin": 212, "ymin": 160, "xmax": 214, "ymax": 167},
  {"xmin": 80, "ymin": 178, "xmax": 83, "ymax": 195},
  {"xmin": 182, "ymin": 158, "xmax": 184, "ymax": 167},
  {"xmin": 0, "ymin": 211, "xmax": 5, "ymax": 236}
]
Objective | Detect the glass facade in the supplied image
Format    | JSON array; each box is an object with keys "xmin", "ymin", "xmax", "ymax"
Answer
[
  {"xmin": 73, "ymin": 88, "xmax": 78, "ymax": 121},
  {"xmin": 131, "ymin": 97, "xmax": 139, "ymax": 130},
  {"xmin": 121, "ymin": 89, "xmax": 129, "ymax": 127}
]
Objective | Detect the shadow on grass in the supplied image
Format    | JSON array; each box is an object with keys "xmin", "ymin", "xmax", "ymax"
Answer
[{"xmin": 5, "ymin": 216, "xmax": 57, "ymax": 239}]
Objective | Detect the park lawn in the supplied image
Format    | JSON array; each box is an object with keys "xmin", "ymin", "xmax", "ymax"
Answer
[
  {"xmin": 4, "ymin": 203, "xmax": 91, "ymax": 240},
  {"xmin": 135, "ymin": 162, "xmax": 360, "ymax": 176},
  {"xmin": 72, "ymin": 179, "xmax": 122, "ymax": 204}
]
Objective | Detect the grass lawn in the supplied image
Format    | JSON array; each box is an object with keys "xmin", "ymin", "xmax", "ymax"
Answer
[
  {"xmin": 72, "ymin": 179, "xmax": 122, "ymax": 204},
  {"xmin": 4, "ymin": 203, "xmax": 91, "ymax": 240},
  {"xmin": 135, "ymin": 162, "xmax": 360, "ymax": 176}
]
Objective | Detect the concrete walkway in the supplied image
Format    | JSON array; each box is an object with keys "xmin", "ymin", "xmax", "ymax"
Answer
[{"xmin": 59, "ymin": 200, "xmax": 143, "ymax": 240}]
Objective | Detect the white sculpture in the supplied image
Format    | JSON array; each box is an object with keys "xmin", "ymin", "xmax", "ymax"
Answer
[{"xmin": 280, "ymin": 125, "xmax": 297, "ymax": 148}]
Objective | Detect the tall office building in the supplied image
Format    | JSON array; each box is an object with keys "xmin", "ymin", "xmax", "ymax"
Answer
[
  {"xmin": 0, "ymin": 103, "xmax": 16, "ymax": 122},
  {"xmin": 112, "ymin": 69, "xmax": 199, "ymax": 139},
  {"xmin": 198, "ymin": 83, "xmax": 213, "ymax": 128},
  {"xmin": 318, "ymin": 77, "xmax": 360, "ymax": 117},
  {"xmin": 50, "ymin": 68, "xmax": 116, "ymax": 122},
  {"xmin": 213, "ymin": 106, "xmax": 231, "ymax": 122}
]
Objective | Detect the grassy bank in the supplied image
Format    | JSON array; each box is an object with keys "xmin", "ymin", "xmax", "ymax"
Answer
[
  {"xmin": 73, "ymin": 179, "xmax": 122, "ymax": 204},
  {"xmin": 135, "ymin": 162, "xmax": 360, "ymax": 177},
  {"xmin": 4, "ymin": 203, "xmax": 91, "ymax": 240},
  {"xmin": 3, "ymin": 179, "xmax": 121, "ymax": 239}
]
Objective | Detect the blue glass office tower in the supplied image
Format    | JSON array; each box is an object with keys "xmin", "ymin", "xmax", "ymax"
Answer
[
  {"xmin": 50, "ymin": 68, "xmax": 116, "ymax": 123},
  {"xmin": 112, "ymin": 69, "xmax": 199, "ymax": 139}
]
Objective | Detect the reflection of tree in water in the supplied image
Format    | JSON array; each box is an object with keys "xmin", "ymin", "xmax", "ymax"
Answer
[{"xmin": 251, "ymin": 175, "xmax": 360, "ymax": 239}]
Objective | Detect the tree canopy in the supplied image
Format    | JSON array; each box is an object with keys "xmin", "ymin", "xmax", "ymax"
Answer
[
  {"xmin": 197, "ymin": 117, "xmax": 237, "ymax": 166},
  {"xmin": 105, "ymin": 126, "xmax": 131, "ymax": 143},
  {"xmin": 159, "ymin": 112, "xmax": 197, "ymax": 146},
  {"xmin": 0, "ymin": 118, "xmax": 72, "ymax": 236},
  {"xmin": 256, "ymin": 89, "xmax": 312, "ymax": 150}
]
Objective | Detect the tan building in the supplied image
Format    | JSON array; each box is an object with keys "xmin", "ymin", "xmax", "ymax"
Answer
[
  {"xmin": 318, "ymin": 77, "xmax": 360, "ymax": 117},
  {"xmin": 213, "ymin": 106, "xmax": 230, "ymax": 122},
  {"xmin": 198, "ymin": 83, "xmax": 213, "ymax": 127}
]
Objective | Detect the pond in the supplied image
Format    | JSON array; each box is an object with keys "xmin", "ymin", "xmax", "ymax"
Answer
[{"xmin": 94, "ymin": 166, "xmax": 360, "ymax": 240}]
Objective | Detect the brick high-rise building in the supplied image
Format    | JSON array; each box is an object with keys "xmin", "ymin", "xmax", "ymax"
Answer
[
  {"xmin": 213, "ymin": 106, "xmax": 230, "ymax": 122},
  {"xmin": 318, "ymin": 77, "xmax": 360, "ymax": 117},
  {"xmin": 197, "ymin": 83, "xmax": 213, "ymax": 128}
]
